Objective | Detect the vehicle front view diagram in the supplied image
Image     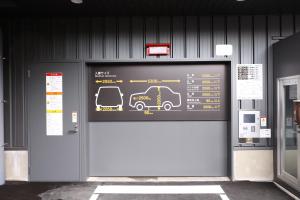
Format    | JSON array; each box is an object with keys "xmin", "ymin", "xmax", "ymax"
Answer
[
  {"xmin": 129, "ymin": 86, "xmax": 181, "ymax": 111},
  {"xmin": 95, "ymin": 86, "xmax": 124, "ymax": 111}
]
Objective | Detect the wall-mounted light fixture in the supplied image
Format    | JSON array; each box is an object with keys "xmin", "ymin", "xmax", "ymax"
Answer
[
  {"xmin": 146, "ymin": 43, "xmax": 170, "ymax": 56},
  {"xmin": 70, "ymin": 0, "xmax": 83, "ymax": 4},
  {"xmin": 216, "ymin": 44, "xmax": 233, "ymax": 57}
]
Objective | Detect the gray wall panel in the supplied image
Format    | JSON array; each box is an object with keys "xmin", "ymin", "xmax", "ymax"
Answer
[
  {"xmin": 274, "ymin": 33, "xmax": 300, "ymax": 77},
  {"xmin": 10, "ymin": 20, "xmax": 26, "ymax": 148},
  {"xmin": 145, "ymin": 17, "xmax": 158, "ymax": 59},
  {"xmin": 118, "ymin": 17, "xmax": 130, "ymax": 59},
  {"xmin": 105, "ymin": 17, "xmax": 117, "ymax": 59},
  {"xmin": 89, "ymin": 122, "xmax": 228, "ymax": 176},
  {"xmin": 52, "ymin": 19, "xmax": 66, "ymax": 60},
  {"xmin": 186, "ymin": 16, "xmax": 198, "ymax": 58},
  {"xmin": 131, "ymin": 17, "xmax": 144, "ymax": 59},
  {"xmin": 253, "ymin": 16, "xmax": 267, "ymax": 115},
  {"xmin": 296, "ymin": 15, "xmax": 300, "ymax": 33},
  {"xmin": 226, "ymin": 16, "xmax": 240, "ymax": 146},
  {"xmin": 38, "ymin": 18, "xmax": 53, "ymax": 60},
  {"xmin": 91, "ymin": 18, "xmax": 104, "ymax": 60},
  {"xmin": 78, "ymin": 18, "xmax": 91, "ymax": 60},
  {"xmin": 213, "ymin": 16, "xmax": 225, "ymax": 57},
  {"xmin": 267, "ymin": 16, "xmax": 280, "ymax": 144},
  {"xmin": 240, "ymin": 16, "xmax": 254, "ymax": 110},
  {"xmin": 158, "ymin": 17, "xmax": 171, "ymax": 54},
  {"xmin": 65, "ymin": 19, "xmax": 78, "ymax": 60},
  {"xmin": 281, "ymin": 15, "xmax": 295, "ymax": 37},
  {"xmin": 5, "ymin": 15, "xmax": 298, "ymax": 150},
  {"xmin": 199, "ymin": 16, "xmax": 212, "ymax": 58},
  {"xmin": 254, "ymin": 15, "xmax": 268, "ymax": 145},
  {"xmin": 172, "ymin": 17, "xmax": 185, "ymax": 58}
]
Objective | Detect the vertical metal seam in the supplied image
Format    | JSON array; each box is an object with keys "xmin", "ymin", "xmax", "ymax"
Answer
[
  {"xmin": 252, "ymin": 15, "xmax": 255, "ymax": 65},
  {"xmin": 12, "ymin": 22, "xmax": 17, "ymax": 146},
  {"xmin": 211, "ymin": 16, "xmax": 214, "ymax": 58},
  {"xmin": 103, "ymin": 17, "xmax": 106, "ymax": 59},
  {"xmin": 225, "ymin": 16, "xmax": 228, "ymax": 44},
  {"xmin": 89, "ymin": 18, "xmax": 93, "ymax": 60},
  {"xmin": 156, "ymin": 16, "xmax": 160, "ymax": 43},
  {"xmin": 75, "ymin": 17, "xmax": 79, "ymax": 60},
  {"xmin": 156, "ymin": 16, "xmax": 160, "ymax": 59},
  {"xmin": 50, "ymin": 17, "xmax": 54, "ymax": 60},
  {"xmin": 238, "ymin": 16, "xmax": 242, "ymax": 114},
  {"xmin": 90, "ymin": 18, "xmax": 95, "ymax": 59},
  {"xmin": 184, "ymin": 16, "xmax": 187, "ymax": 58},
  {"xmin": 8, "ymin": 29, "xmax": 11, "ymax": 147},
  {"xmin": 8, "ymin": 21, "xmax": 13, "ymax": 147},
  {"xmin": 170, "ymin": 17, "xmax": 173, "ymax": 58},
  {"xmin": 238, "ymin": 16, "xmax": 241, "ymax": 64},
  {"xmin": 21, "ymin": 20, "xmax": 26, "ymax": 147},
  {"xmin": 129, "ymin": 17, "xmax": 133, "ymax": 59},
  {"xmin": 265, "ymin": 15, "xmax": 270, "ymax": 146},
  {"xmin": 116, "ymin": 17, "xmax": 119, "ymax": 59},
  {"xmin": 279, "ymin": 14, "xmax": 282, "ymax": 36},
  {"xmin": 52, "ymin": 18, "xmax": 56, "ymax": 60},
  {"xmin": 63, "ymin": 19, "xmax": 67, "ymax": 60},
  {"xmin": 293, "ymin": 14, "xmax": 296, "ymax": 34},
  {"xmin": 143, "ymin": 17, "xmax": 146, "ymax": 59},
  {"xmin": 197, "ymin": 16, "xmax": 200, "ymax": 58}
]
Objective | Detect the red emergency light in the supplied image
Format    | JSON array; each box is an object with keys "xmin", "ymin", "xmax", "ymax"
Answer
[{"xmin": 146, "ymin": 43, "xmax": 170, "ymax": 56}]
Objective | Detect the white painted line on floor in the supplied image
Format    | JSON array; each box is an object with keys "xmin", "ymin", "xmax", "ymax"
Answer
[
  {"xmin": 220, "ymin": 194, "xmax": 230, "ymax": 200},
  {"xmin": 94, "ymin": 185, "xmax": 225, "ymax": 194},
  {"xmin": 89, "ymin": 193, "xmax": 100, "ymax": 200}
]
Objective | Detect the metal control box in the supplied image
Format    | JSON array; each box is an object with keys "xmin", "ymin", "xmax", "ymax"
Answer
[{"xmin": 239, "ymin": 110, "xmax": 260, "ymax": 138}]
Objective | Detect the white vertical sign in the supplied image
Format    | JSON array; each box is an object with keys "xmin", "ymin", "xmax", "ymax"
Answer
[
  {"xmin": 46, "ymin": 72, "xmax": 63, "ymax": 136},
  {"xmin": 236, "ymin": 64, "xmax": 263, "ymax": 100}
]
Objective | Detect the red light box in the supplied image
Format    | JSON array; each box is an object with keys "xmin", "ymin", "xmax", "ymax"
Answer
[{"xmin": 146, "ymin": 43, "xmax": 170, "ymax": 56}]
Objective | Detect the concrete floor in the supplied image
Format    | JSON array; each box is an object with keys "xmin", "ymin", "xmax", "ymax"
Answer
[{"xmin": 0, "ymin": 181, "xmax": 296, "ymax": 200}]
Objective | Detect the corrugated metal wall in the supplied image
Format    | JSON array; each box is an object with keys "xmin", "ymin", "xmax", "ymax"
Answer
[{"xmin": 4, "ymin": 15, "xmax": 300, "ymax": 149}]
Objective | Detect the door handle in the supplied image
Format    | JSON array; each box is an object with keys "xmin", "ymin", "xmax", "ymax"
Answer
[{"xmin": 68, "ymin": 124, "xmax": 78, "ymax": 135}]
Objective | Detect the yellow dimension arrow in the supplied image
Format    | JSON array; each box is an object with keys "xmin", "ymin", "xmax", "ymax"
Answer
[
  {"xmin": 130, "ymin": 80, "xmax": 148, "ymax": 83},
  {"xmin": 161, "ymin": 80, "xmax": 181, "ymax": 83}
]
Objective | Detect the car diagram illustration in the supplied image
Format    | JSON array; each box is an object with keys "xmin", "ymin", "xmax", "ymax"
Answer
[
  {"xmin": 129, "ymin": 86, "xmax": 181, "ymax": 111},
  {"xmin": 95, "ymin": 86, "xmax": 124, "ymax": 111}
]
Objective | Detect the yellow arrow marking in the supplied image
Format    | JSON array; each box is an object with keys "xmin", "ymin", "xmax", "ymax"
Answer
[
  {"xmin": 130, "ymin": 80, "xmax": 148, "ymax": 83},
  {"xmin": 161, "ymin": 80, "xmax": 181, "ymax": 83}
]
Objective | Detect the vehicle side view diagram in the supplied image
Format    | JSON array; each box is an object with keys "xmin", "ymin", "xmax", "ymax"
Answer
[
  {"xmin": 95, "ymin": 86, "xmax": 124, "ymax": 111},
  {"xmin": 129, "ymin": 86, "xmax": 181, "ymax": 111}
]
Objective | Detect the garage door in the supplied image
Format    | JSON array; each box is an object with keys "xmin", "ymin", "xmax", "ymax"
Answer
[{"xmin": 88, "ymin": 63, "xmax": 229, "ymax": 176}]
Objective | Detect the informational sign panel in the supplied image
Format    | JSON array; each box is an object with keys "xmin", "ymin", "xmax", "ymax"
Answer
[
  {"xmin": 260, "ymin": 129, "xmax": 271, "ymax": 138},
  {"xmin": 236, "ymin": 64, "xmax": 263, "ymax": 100},
  {"xmin": 88, "ymin": 64, "xmax": 228, "ymax": 121},
  {"xmin": 46, "ymin": 72, "xmax": 63, "ymax": 136}
]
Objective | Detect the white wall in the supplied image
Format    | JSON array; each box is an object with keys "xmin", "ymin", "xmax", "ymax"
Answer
[{"xmin": 233, "ymin": 150, "xmax": 274, "ymax": 181}]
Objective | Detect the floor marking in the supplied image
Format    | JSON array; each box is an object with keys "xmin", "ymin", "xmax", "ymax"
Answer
[
  {"xmin": 89, "ymin": 185, "xmax": 230, "ymax": 200},
  {"xmin": 220, "ymin": 194, "xmax": 230, "ymax": 200},
  {"xmin": 89, "ymin": 186, "xmax": 101, "ymax": 200},
  {"xmin": 89, "ymin": 193, "xmax": 100, "ymax": 200},
  {"xmin": 94, "ymin": 185, "xmax": 225, "ymax": 194}
]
